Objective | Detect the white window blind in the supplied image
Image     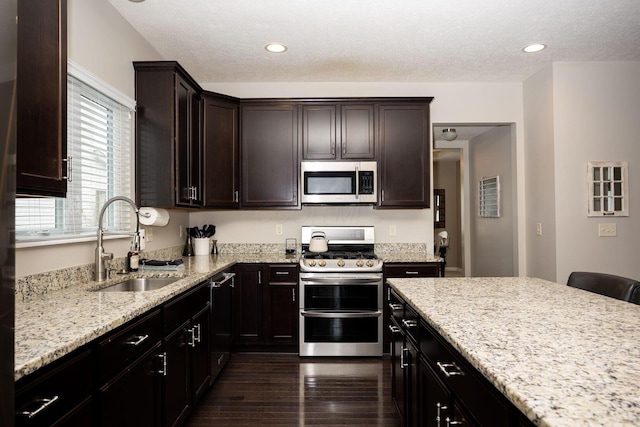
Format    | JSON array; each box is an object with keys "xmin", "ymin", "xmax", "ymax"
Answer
[
  {"xmin": 16, "ymin": 65, "xmax": 134, "ymax": 242},
  {"xmin": 478, "ymin": 175, "xmax": 501, "ymax": 218}
]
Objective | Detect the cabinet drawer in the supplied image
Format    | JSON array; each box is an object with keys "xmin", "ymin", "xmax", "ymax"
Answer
[
  {"xmin": 404, "ymin": 304, "xmax": 419, "ymax": 345},
  {"xmin": 97, "ymin": 308, "xmax": 162, "ymax": 382},
  {"xmin": 419, "ymin": 320, "xmax": 510, "ymax": 426},
  {"xmin": 16, "ymin": 349, "xmax": 93, "ymax": 427},
  {"xmin": 164, "ymin": 281, "xmax": 209, "ymax": 333},
  {"xmin": 385, "ymin": 263, "xmax": 440, "ymax": 277},
  {"xmin": 388, "ymin": 289, "xmax": 404, "ymax": 324},
  {"xmin": 268, "ymin": 264, "xmax": 298, "ymax": 283}
]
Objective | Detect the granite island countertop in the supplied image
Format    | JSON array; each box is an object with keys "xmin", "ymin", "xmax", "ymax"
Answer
[
  {"xmin": 387, "ymin": 277, "xmax": 640, "ymax": 427},
  {"xmin": 15, "ymin": 253, "xmax": 299, "ymax": 381}
]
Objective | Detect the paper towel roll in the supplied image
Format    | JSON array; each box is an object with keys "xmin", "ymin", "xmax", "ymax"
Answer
[{"xmin": 139, "ymin": 207, "xmax": 170, "ymax": 227}]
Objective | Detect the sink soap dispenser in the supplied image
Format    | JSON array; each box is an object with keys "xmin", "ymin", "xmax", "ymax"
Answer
[{"xmin": 127, "ymin": 237, "xmax": 140, "ymax": 272}]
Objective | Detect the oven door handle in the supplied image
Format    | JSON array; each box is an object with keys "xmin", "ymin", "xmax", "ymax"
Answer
[
  {"xmin": 300, "ymin": 310, "xmax": 383, "ymax": 318},
  {"xmin": 300, "ymin": 278, "xmax": 382, "ymax": 285}
]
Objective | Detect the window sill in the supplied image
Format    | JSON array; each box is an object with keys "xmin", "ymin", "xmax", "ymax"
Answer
[{"xmin": 16, "ymin": 234, "xmax": 130, "ymax": 249}]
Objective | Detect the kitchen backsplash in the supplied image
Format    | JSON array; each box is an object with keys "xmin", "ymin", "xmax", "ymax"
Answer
[
  {"xmin": 16, "ymin": 243, "xmax": 429, "ymax": 300},
  {"xmin": 16, "ymin": 246, "xmax": 184, "ymax": 301}
]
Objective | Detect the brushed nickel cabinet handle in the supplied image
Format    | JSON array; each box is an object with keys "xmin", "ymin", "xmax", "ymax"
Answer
[
  {"xmin": 125, "ymin": 334, "xmax": 149, "ymax": 346},
  {"xmin": 19, "ymin": 395, "xmax": 59, "ymax": 418},
  {"xmin": 437, "ymin": 361, "xmax": 465, "ymax": 377}
]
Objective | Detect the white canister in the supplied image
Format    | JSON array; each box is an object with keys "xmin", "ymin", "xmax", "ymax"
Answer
[{"xmin": 192, "ymin": 237, "xmax": 210, "ymax": 256}]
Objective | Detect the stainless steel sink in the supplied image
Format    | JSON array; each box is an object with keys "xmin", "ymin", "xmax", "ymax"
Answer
[{"xmin": 97, "ymin": 277, "xmax": 179, "ymax": 292}]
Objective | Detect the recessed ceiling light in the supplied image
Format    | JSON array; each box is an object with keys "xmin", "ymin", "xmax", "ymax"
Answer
[
  {"xmin": 522, "ymin": 44, "xmax": 547, "ymax": 53},
  {"xmin": 265, "ymin": 43, "xmax": 287, "ymax": 53}
]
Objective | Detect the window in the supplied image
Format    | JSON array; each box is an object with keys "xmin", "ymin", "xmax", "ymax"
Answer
[
  {"xmin": 16, "ymin": 61, "xmax": 135, "ymax": 243},
  {"xmin": 587, "ymin": 161, "xmax": 628, "ymax": 217},
  {"xmin": 478, "ymin": 176, "xmax": 500, "ymax": 218}
]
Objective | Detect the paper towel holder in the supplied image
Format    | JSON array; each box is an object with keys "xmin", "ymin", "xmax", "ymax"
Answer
[{"xmin": 139, "ymin": 207, "xmax": 171, "ymax": 227}]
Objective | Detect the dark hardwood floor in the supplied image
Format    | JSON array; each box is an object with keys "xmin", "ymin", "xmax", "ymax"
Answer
[{"xmin": 186, "ymin": 353, "xmax": 401, "ymax": 426}]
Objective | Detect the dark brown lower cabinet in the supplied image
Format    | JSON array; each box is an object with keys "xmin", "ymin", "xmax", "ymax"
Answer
[
  {"xmin": 264, "ymin": 264, "xmax": 298, "ymax": 347},
  {"xmin": 162, "ymin": 282, "xmax": 212, "ymax": 427},
  {"xmin": 96, "ymin": 342, "xmax": 163, "ymax": 427},
  {"xmin": 233, "ymin": 264, "xmax": 264, "ymax": 347},
  {"xmin": 234, "ymin": 263, "xmax": 299, "ymax": 351},
  {"xmin": 390, "ymin": 289, "xmax": 532, "ymax": 427},
  {"xmin": 419, "ymin": 355, "xmax": 451, "ymax": 427},
  {"xmin": 190, "ymin": 304, "xmax": 212, "ymax": 403},
  {"xmin": 15, "ymin": 349, "xmax": 93, "ymax": 427},
  {"xmin": 16, "ymin": 278, "xmax": 219, "ymax": 427},
  {"xmin": 390, "ymin": 317, "xmax": 406, "ymax": 426},
  {"xmin": 163, "ymin": 321, "xmax": 191, "ymax": 427}
]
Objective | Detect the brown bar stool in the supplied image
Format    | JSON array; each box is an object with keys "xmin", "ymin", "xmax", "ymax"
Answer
[{"xmin": 567, "ymin": 271, "xmax": 640, "ymax": 302}]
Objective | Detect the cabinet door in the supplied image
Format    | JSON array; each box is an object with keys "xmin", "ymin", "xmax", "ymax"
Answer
[
  {"xmin": 407, "ymin": 338, "xmax": 420, "ymax": 427},
  {"xmin": 175, "ymin": 76, "xmax": 201, "ymax": 207},
  {"xmin": 419, "ymin": 355, "xmax": 451, "ymax": 427},
  {"xmin": 302, "ymin": 104, "xmax": 337, "ymax": 160},
  {"xmin": 163, "ymin": 323, "xmax": 190, "ymax": 427},
  {"xmin": 264, "ymin": 283, "xmax": 298, "ymax": 345},
  {"xmin": 134, "ymin": 61, "xmax": 201, "ymax": 208},
  {"xmin": 389, "ymin": 318, "xmax": 405, "ymax": 425},
  {"xmin": 202, "ymin": 94, "xmax": 240, "ymax": 208},
  {"xmin": 378, "ymin": 103, "xmax": 431, "ymax": 208},
  {"xmin": 97, "ymin": 342, "xmax": 162, "ymax": 427},
  {"xmin": 15, "ymin": 349, "xmax": 92, "ymax": 427},
  {"xmin": 191, "ymin": 304, "xmax": 212, "ymax": 403},
  {"xmin": 341, "ymin": 104, "xmax": 375, "ymax": 159},
  {"xmin": 241, "ymin": 104, "xmax": 299, "ymax": 208},
  {"xmin": 17, "ymin": 0, "xmax": 67, "ymax": 197},
  {"xmin": 233, "ymin": 264, "xmax": 264, "ymax": 346}
]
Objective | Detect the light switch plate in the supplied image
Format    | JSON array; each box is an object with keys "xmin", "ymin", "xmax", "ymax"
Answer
[{"xmin": 598, "ymin": 223, "xmax": 617, "ymax": 237}]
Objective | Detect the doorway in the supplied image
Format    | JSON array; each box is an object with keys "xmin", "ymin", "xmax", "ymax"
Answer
[{"xmin": 433, "ymin": 124, "xmax": 517, "ymax": 277}]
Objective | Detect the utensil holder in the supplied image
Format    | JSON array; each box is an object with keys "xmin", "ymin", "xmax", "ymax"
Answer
[{"xmin": 193, "ymin": 237, "xmax": 210, "ymax": 256}]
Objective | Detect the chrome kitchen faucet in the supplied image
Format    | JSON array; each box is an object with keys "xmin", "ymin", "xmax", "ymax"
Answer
[{"xmin": 95, "ymin": 196, "xmax": 140, "ymax": 282}]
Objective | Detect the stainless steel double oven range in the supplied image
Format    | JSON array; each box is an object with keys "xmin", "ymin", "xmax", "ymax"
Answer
[{"xmin": 299, "ymin": 226, "xmax": 383, "ymax": 357}]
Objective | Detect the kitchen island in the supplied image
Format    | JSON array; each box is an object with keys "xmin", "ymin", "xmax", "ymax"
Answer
[{"xmin": 387, "ymin": 277, "xmax": 640, "ymax": 427}]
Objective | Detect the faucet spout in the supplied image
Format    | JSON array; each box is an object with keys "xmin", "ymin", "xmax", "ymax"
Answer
[{"xmin": 95, "ymin": 196, "xmax": 140, "ymax": 282}]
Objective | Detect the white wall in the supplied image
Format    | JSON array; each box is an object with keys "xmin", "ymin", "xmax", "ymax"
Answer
[
  {"xmin": 552, "ymin": 62, "xmax": 640, "ymax": 283},
  {"xmin": 469, "ymin": 126, "xmax": 515, "ymax": 276},
  {"xmin": 523, "ymin": 65, "xmax": 557, "ymax": 281}
]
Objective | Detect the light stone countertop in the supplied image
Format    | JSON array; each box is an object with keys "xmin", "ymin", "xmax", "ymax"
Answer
[
  {"xmin": 15, "ymin": 253, "xmax": 299, "ymax": 381},
  {"xmin": 387, "ymin": 277, "xmax": 640, "ymax": 427}
]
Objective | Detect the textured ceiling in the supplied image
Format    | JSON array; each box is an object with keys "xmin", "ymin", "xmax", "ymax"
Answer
[{"xmin": 107, "ymin": 0, "xmax": 640, "ymax": 83}]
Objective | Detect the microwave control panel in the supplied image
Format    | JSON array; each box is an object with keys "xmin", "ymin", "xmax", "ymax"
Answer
[{"xmin": 359, "ymin": 171, "xmax": 375, "ymax": 194}]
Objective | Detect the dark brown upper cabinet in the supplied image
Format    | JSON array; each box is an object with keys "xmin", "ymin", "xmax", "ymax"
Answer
[
  {"xmin": 134, "ymin": 61, "xmax": 202, "ymax": 208},
  {"xmin": 301, "ymin": 103, "xmax": 375, "ymax": 160},
  {"xmin": 17, "ymin": 0, "xmax": 68, "ymax": 197},
  {"xmin": 377, "ymin": 100, "xmax": 433, "ymax": 208},
  {"xmin": 202, "ymin": 93, "xmax": 240, "ymax": 208},
  {"xmin": 240, "ymin": 102, "xmax": 300, "ymax": 209}
]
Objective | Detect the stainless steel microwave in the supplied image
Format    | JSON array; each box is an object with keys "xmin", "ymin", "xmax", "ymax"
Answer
[{"xmin": 301, "ymin": 161, "xmax": 377, "ymax": 205}]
